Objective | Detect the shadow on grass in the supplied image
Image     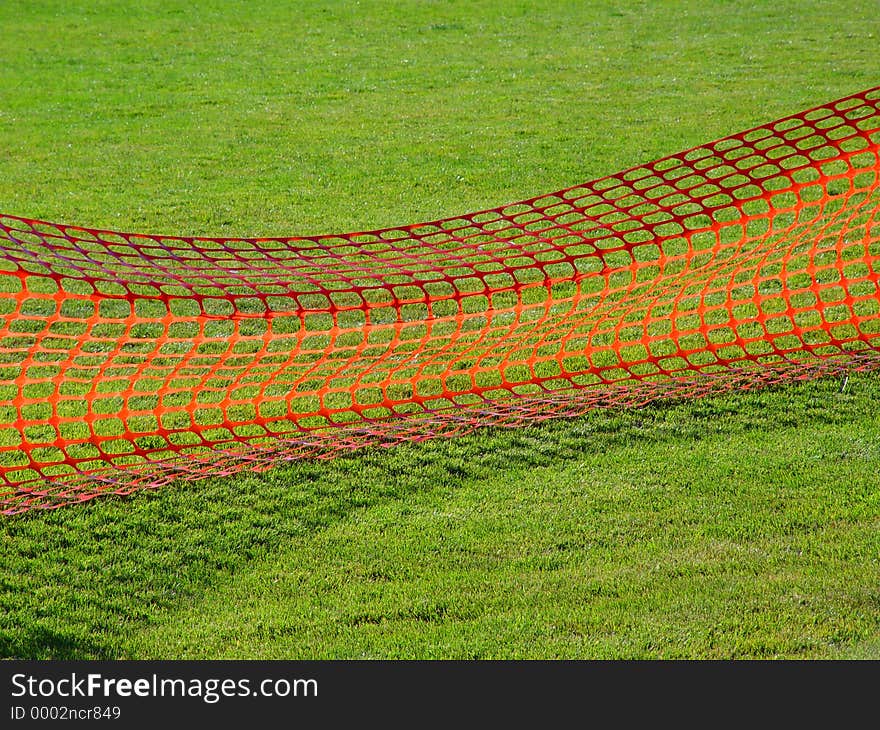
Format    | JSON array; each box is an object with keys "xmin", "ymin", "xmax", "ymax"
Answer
[
  {"xmin": 0, "ymin": 373, "xmax": 871, "ymax": 659},
  {"xmin": 0, "ymin": 628, "xmax": 113, "ymax": 661}
]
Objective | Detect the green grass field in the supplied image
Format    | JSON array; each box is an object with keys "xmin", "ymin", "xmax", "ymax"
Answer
[{"xmin": 1, "ymin": 0, "xmax": 878, "ymax": 659}]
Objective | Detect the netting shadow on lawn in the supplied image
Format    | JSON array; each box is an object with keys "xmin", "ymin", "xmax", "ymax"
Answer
[{"xmin": 1, "ymin": 87, "xmax": 878, "ymax": 514}]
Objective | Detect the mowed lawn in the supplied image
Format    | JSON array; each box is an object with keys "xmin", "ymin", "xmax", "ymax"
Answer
[{"xmin": 0, "ymin": 0, "xmax": 878, "ymax": 658}]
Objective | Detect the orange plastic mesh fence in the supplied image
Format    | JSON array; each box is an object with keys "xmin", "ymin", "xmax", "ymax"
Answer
[{"xmin": 2, "ymin": 87, "xmax": 879, "ymax": 514}]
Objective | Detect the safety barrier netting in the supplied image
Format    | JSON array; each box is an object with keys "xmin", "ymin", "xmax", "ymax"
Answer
[{"xmin": 1, "ymin": 87, "xmax": 879, "ymax": 514}]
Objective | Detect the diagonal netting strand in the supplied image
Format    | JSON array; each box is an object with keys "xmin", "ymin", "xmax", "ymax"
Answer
[{"xmin": 1, "ymin": 87, "xmax": 879, "ymax": 514}]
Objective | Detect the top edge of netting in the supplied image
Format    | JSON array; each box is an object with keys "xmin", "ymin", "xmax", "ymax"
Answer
[{"xmin": 2, "ymin": 86, "xmax": 879, "ymax": 248}]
